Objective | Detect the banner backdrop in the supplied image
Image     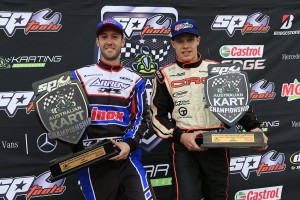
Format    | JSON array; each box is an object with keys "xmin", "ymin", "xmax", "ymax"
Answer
[{"xmin": 1, "ymin": 0, "xmax": 300, "ymax": 199}]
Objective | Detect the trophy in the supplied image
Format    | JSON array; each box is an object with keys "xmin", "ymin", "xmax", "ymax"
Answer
[
  {"xmin": 32, "ymin": 72, "xmax": 119, "ymax": 181},
  {"xmin": 201, "ymin": 63, "xmax": 266, "ymax": 148}
]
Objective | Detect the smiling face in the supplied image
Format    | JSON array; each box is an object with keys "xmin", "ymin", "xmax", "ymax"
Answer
[
  {"xmin": 96, "ymin": 26, "xmax": 125, "ymax": 65},
  {"xmin": 171, "ymin": 33, "xmax": 201, "ymax": 63}
]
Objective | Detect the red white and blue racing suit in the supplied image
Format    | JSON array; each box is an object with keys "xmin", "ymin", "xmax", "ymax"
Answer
[{"xmin": 72, "ymin": 59, "xmax": 155, "ymax": 200}]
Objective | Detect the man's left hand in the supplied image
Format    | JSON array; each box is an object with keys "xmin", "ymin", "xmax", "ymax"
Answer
[
  {"xmin": 250, "ymin": 128, "xmax": 268, "ymax": 151},
  {"xmin": 109, "ymin": 140, "xmax": 130, "ymax": 161}
]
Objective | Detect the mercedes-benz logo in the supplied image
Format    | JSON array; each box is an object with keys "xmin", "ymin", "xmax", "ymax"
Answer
[{"xmin": 37, "ymin": 133, "xmax": 57, "ymax": 153}]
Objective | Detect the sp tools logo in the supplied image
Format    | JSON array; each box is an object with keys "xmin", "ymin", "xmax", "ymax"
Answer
[
  {"xmin": 230, "ymin": 150, "xmax": 286, "ymax": 180},
  {"xmin": 0, "ymin": 8, "xmax": 62, "ymax": 37},
  {"xmin": 250, "ymin": 79, "xmax": 276, "ymax": 101},
  {"xmin": 235, "ymin": 186, "xmax": 283, "ymax": 200},
  {"xmin": 99, "ymin": 6, "xmax": 177, "ymax": 78},
  {"xmin": 220, "ymin": 45, "xmax": 264, "ymax": 58},
  {"xmin": 0, "ymin": 171, "xmax": 65, "ymax": 200},
  {"xmin": 0, "ymin": 91, "xmax": 35, "ymax": 117},
  {"xmin": 211, "ymin": 12, "xmax": 270, "ymax": 37}
]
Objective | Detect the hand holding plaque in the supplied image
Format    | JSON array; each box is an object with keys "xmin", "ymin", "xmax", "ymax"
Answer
[{"xmin": 201, "ymin": 63, "xmax": 267, "ymax": 148}]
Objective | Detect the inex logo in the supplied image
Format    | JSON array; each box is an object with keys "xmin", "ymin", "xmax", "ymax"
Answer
[
  {"xmin": 220, "ymin": 45, "xmax": 264, "ymax": 58},
  {"xmin": 235, "ymin": 186, "xmax": 283, "ymax": 200},
  {"xmin": 0, "ymin": 8, "xmax": 62, "ymax": 37},
  {"xmin": 230, "ymin": 150, "xmax": 286, "ymax": 180},
  {"xmin": 280, "ymin": 15, "xmax": 294, "ymax": 30},
  {"xmin": 211, "ymin": 12, "xmax": 270, "ymax": 37}
]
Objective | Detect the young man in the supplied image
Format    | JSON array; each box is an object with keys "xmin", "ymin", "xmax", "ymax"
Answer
[
  {"xmin": 72, "ymin": 18, "xmax": 156, "ymax": 200},
  {"xmin": 150, "ymin": 19, "xmax": 268, "ymax": 200}
]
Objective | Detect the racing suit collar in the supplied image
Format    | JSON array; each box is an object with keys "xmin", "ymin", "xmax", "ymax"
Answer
[
  {"xmin": 176, "ymin": 52, "xmax": 202, "ymax": 69},
  {"xmin": 96, "ymin": 58, "xmax": 123, "ymax": 71}
]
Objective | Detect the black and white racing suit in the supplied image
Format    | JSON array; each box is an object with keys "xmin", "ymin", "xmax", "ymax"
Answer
[
  {"xmin": 72, "ymin": 59, "xmax": 156, "ymax": 200},
  {"xmin": 150, "ymin": 53, "xmax": 261, "ymax": 200}
]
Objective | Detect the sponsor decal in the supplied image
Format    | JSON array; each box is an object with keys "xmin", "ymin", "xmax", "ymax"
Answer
[
  {"xmin": 0, "ymin": 8, "xmax": 62, "ymax": 37},
  {"xmin": 99, "ymin": 6, "xmax": 177, "ymax": 79},
  {"xmin": 282, "ymin": 53, "xmax": 300, "ymax": 60},
  {"xmin": 37, "ymin": 133, "xmax": 57, "ymax": 153},
  {"xmin": 211, "ymin": 12, "xmax": 270, "ymax": 37},
  {"xmin": 230, "ymin": 150, "xmax": 286, "ymax": 180},
  {"xmin": 235, "ymin": 186, "xmax": 283, "ymax": 200},
  {"xmin": 250, "ymin": 79, "xmax": 276, "ymax": 101},
  {"xmin": 0, "ymin": 56, "xmax": 62, "ymax": 69},
  {"xmin": 274, "ymin": 14, "xmax": 300, "ymax": 35},
  {"xmin": 0, "ymin": 171, "xmax": 65, "ymax": 200},
  {"xmin": 281, "ymin": 79, "xmax": 300, "ymax": 101},
  {"xmin": 144, "ymin": 164, "xmax": 171, "ymax": 187},
  {"xmin": 220, "ymin": 45, "xmax": 264, "ymax": 58},
  {"xmin": 290, "ymin": 151, "xmax": 300, "ymax": 171},
  {"xmin": 0, "ymin": 91, "xmax": 35, "ymax": 117},
  {"xmin": 221, "ymin": 59, "xmax": 266, "ymax": 70}
]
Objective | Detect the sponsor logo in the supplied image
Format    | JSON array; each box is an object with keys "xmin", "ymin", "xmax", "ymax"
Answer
[
  {"xmin": 0, "ymin": 91, "xmax": 35, "ymax": 117},
  {"xmin": 174, "ymin": 22, "xmax": 193, "ymax": 31},
  {"xmin": 290, "ymin": 151, "xmax": 300, "ymax": 171},
  {"xmin": 220, "ymin": 45, "xmax": 264, "ymax": 58},
  {"xmin": 282, "ymin": 53, "xmax": 300, "ymax": 60},
  {"xmin": 291, "ymin": 121, "xmax": 300, "ymax": 128},
  {"xmin": 0, "ymin": 171, "xmax": 65, "ymax": 200},
  {"xmin": 173, "ymin": 90, "xmax": 188, "ymax": 98},
  {"xmin": 174, "ymin": 100, "xmax": 190, "ymax": 106},
  {"xmin": 100, "ymin": 6, "xmax": 177, "ymax": 79},
  {"xmin": 250, "ymin": 79, "xmax": 276, "ymax": 100},
  {"xmin": 37, "ymin": 133, "xmax": 57, "ymax": 153},
  {"xmin": 178, "ymin": 107, "xmax": 187, "ymax": 116},
  {"xmin": 235, "ymin": 186, "xmax": 283, "ymax": 200},
  {"xmin": 0, "ymin": 55, "xmax": 62, "ymax": 69},
  {"xmin": 0, "ymin": 8, "xmax": 62, "ymax": 37},
  {"xmin": 144, "ymin": 164, "xmax": 171, "ymax": 187},
  {"xmin": 230, "ymin": 150, "xmax": 286, "ymax": 180},
  {"xmin": 211, "ymin": 12, "xmax": 270, "ymax": 37},
  {"xmin": 274, "ymin": 15, "xmax": 300, "ymax": 35},
  {"xmin": 221, "ymin": 59, "xmax": 266, "ymax": 70},
  {"xmin": 171, "ymin": 77, "xmax": 205, "ymax": 88},
  {"xmin": 281, "ymin": 79, "xmax": 300, "ymax": 101},
  {"xmin": 1, "ymin": 141, "xmax": 18, "ymax": 149}
]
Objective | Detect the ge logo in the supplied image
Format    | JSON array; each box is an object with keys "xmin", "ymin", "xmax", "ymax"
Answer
[
  {"xmin": 178, "ymin": 107, "xmax": 187, "ymax": 116},
  {"xmin": 37, "ymin": 133, "xmax": 57, "ymax": 153}
]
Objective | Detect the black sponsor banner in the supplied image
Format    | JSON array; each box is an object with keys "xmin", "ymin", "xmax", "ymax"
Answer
[{"xmin": 1, "ymin": 1, "xmax": 300, "ymax": 199}]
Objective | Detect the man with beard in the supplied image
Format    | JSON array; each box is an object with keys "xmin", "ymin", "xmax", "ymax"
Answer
[{"xmin": 72, "ymin": 18, "xmax": 156, "ymax": 200}]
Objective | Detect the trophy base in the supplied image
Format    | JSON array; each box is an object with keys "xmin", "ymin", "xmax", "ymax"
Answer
[
  {"xmin": 49, "ymin": 140, "xmax": 119, "ymax": 182},
  {"xmin": 200, "ymin": 132, "xmax": 266, "ymax": 148}
]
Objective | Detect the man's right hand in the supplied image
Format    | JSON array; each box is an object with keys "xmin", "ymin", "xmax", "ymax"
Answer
[{"xmin": 180, "ymin": 131, "xmax": 208, "ymax": 152}]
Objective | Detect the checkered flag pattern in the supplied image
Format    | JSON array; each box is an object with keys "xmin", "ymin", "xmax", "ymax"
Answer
[
  {"xmin": 212, "ymin": 77, "xmax": 227, "ymax": 87},
  {"xmin": 42, "ymin": 88, "xmax": 75, "ymax": 109},
  {"xmin": 212, "ymin": 77, "xmax": 241, "ymax": 88},
  {"xmin": 121, "ymin": 43, "xmax": 140, "ymax": 58},
  {"xmin": 121, "ymin": 42, "xmax": 170, "ymax": 62}
]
